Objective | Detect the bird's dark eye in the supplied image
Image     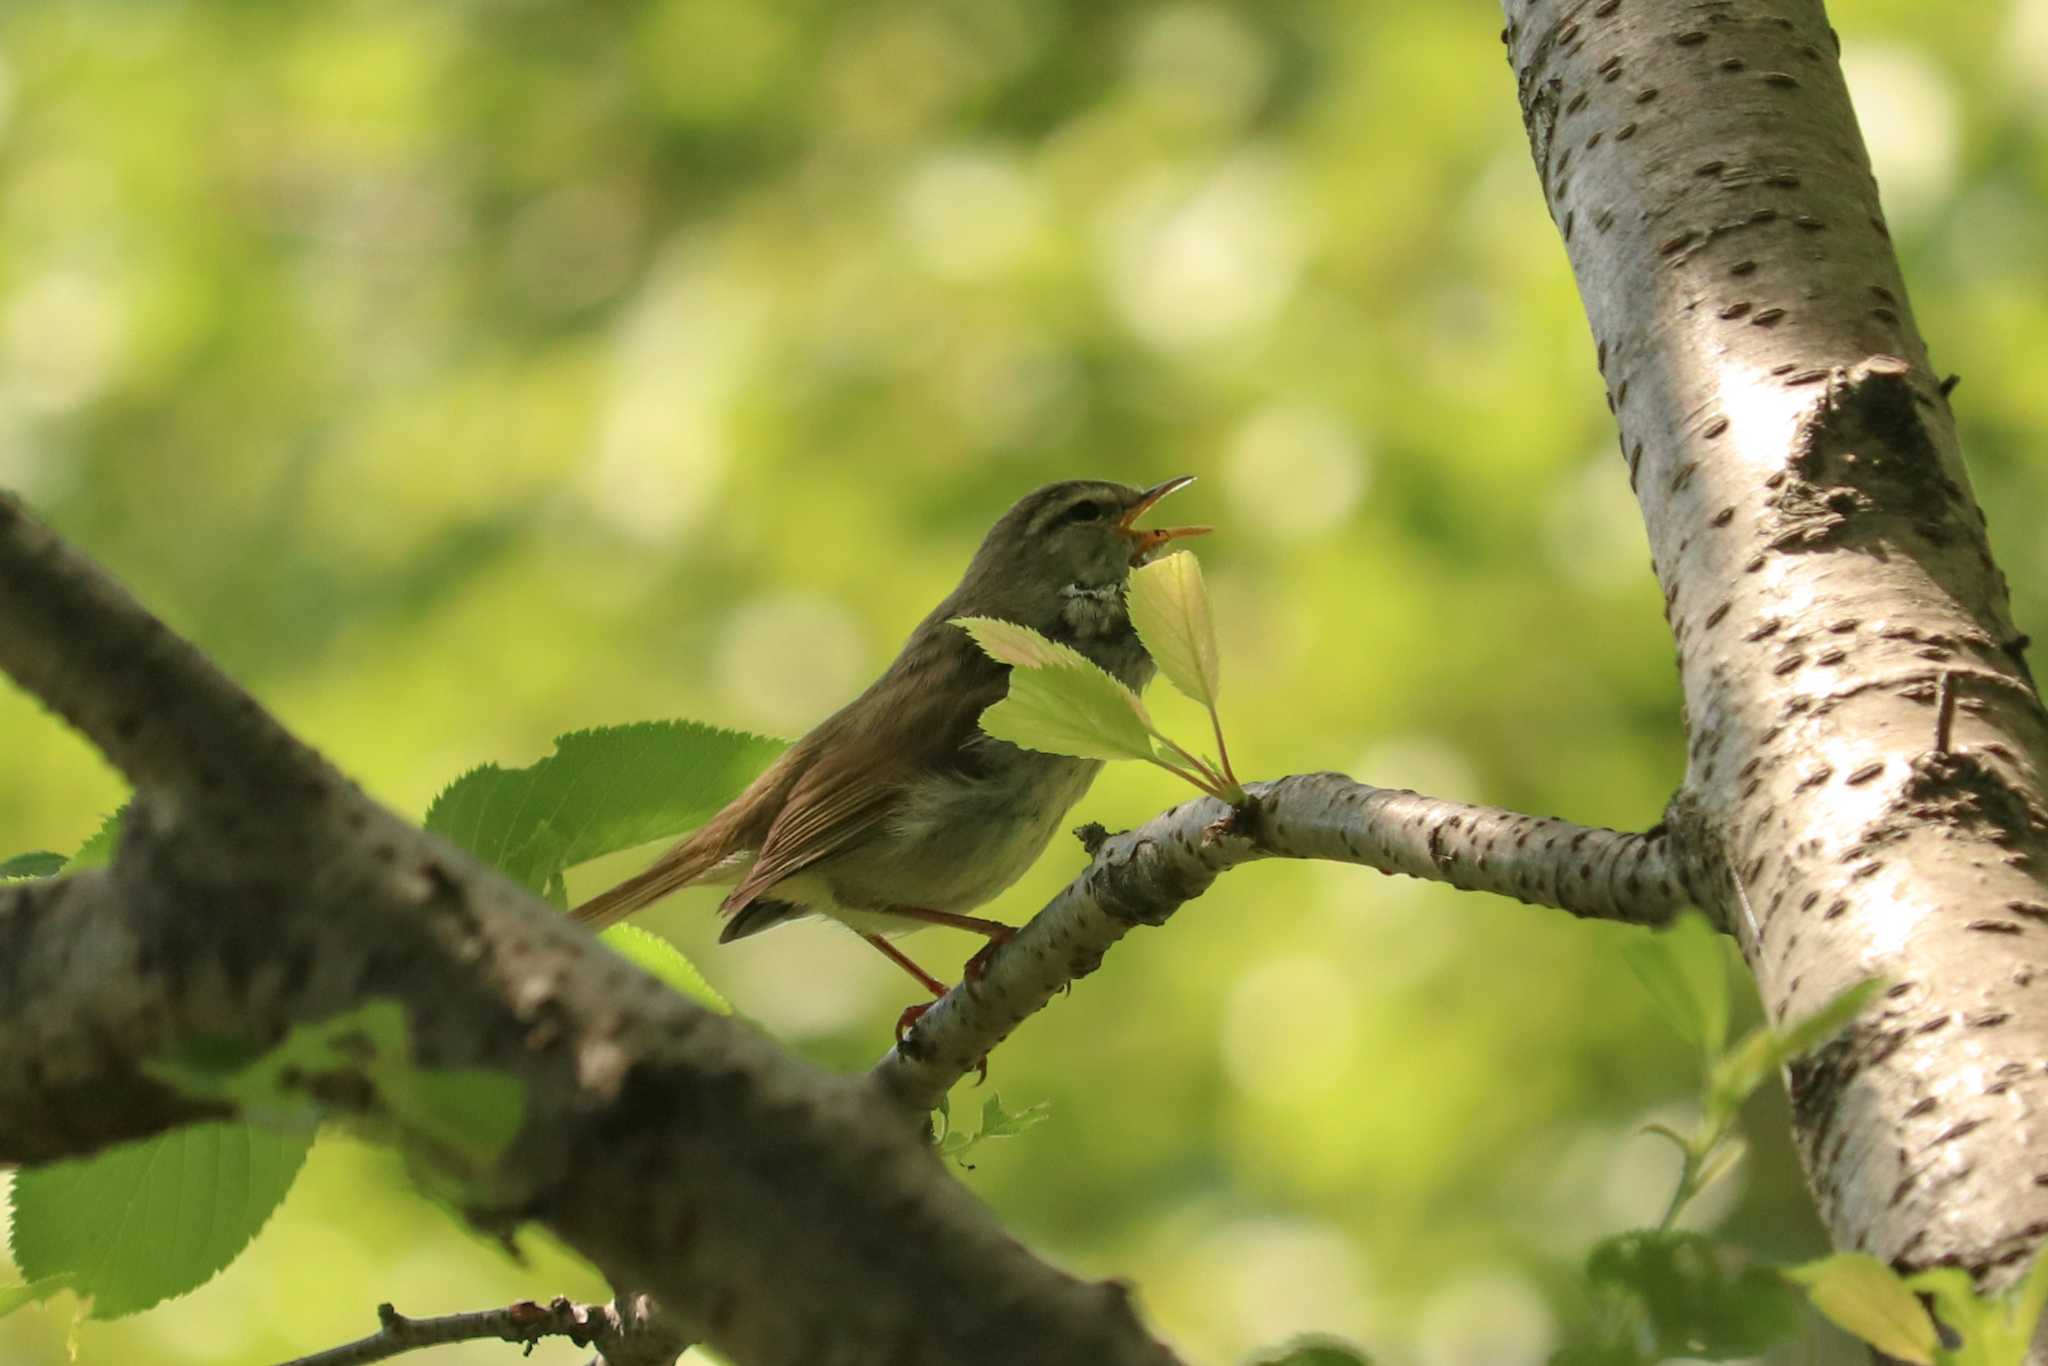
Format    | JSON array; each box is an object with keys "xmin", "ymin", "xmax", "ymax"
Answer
[{"xmin": 1060, "ymin": 499, "xmax": 1112, "ymax": 526}]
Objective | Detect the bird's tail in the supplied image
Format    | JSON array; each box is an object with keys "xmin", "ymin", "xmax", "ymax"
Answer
[{"xmin": 569, "ymin": 841, "xmax": 723, "ymax": 931}]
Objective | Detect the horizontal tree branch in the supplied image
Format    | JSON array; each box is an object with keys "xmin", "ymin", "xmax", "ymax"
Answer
[{"xmin": 877, "ymin": 775, "xmax": 1689, "ymax": 1111}]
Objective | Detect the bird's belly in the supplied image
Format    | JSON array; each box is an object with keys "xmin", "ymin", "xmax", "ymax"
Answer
[{"xmin": 823, "ymin": 753, "xmax": 1103, "ymax": 918}]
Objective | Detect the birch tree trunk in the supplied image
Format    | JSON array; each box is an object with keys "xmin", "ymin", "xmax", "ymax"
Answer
[{"xmin": 1502, "ymin": 0, "xmax": 2048, "ymax": 1328}]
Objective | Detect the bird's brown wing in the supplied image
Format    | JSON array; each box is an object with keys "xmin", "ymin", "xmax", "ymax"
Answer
[{"xmin": 719, "ymin": 626, "xmax": 1006, "ymax": 920}]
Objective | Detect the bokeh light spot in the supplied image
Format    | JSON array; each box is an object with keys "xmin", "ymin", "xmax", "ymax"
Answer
[
  {"xmin": 1225, "ymin": 403, "xmax": 1370, "ymax": 538},
  {"xmin": 1415, "ymin": 1269, "xmax": 1554, "ymax": 1366},
  {"xmin": 1222, "ymin": 954, "xmax": 1362, "ymax": 1104},
  {"xmin": 1174, "ymin": 1217, "xmax": 1378, "ymax": 1355},
  {"xmin": 898, "ymin": 147, "xmax": 1046, "ymax": 280},
  {"xmin": 582, "ymin": 240, "xmax": 767, "ymax": 541},
  {"xmin": 1099, "ymin": 153, "xmax": 1301, "ymax": 350},
  {"xmin": 4, "ymin": 269, "xmax": 126, "ymax": 415},
  {"xmin": 715, "ymin": 591, "xmax": 872, "ymax": 735},
  {"xmin": 1841, "ymin": 46, "xmax": 1958, "ymax": 228},
  {"xmin": 1543, "ymin": 452, "xmax": 1653, "ymax": 594},
  {"xmin": 1128, "ymin": 5, "xmax": 1272, "ymax": 131}
]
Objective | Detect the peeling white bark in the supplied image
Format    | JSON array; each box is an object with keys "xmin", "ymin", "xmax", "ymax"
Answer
[{"xmin": 1503, "ymin": 0, "xmax": 2048, "ymax": 1310}]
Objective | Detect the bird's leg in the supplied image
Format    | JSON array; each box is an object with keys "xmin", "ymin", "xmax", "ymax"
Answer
[
  {"xmin": 862, "ymin": 932, "xmax": 948, "ymax": 998},
  {"xmin": 861, "ymin": 933, "xmax": 954, "ymax": 1047},
  {"xmin": 864, "ymin": 932, "xmax": 992, "ymax": 1084},
  {"xmin": 881, "ymin": 906, "xmax": 1017, "ymax": 983}
]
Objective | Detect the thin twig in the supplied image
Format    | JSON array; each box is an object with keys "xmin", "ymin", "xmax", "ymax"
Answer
[
  {"xmin": 1935, "ymin": 671, "xmax": 1957, "ymax": 754},
  {"xmin": 275, "ymin": 1297, "xmax": 691, "ymax": 1366}
]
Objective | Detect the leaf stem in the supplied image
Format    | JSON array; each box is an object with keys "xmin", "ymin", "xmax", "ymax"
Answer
[
  {"xmin": 1208, "ymin": 705, "xmax": 1238, "ymax": 788},
  {"xmin": 1144, "ymin": 756, "xmax": 1225, "ymax": 799},
  {"xmin": 1658, "ymin": 1146, "xmax": 1700, "ymax": 1232},
  {"xmin": 1153, "ymin": 734, "xmax": 1228, "ymax": 792}
]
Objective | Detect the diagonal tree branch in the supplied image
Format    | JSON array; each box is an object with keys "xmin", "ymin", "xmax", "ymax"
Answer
[
  {"xmin": 0, "ymin": 493, "xmax": 320, "ymax": 805},
  {"xmin": 0, "ymin": 494, "xmax": 1185, "ymax": 1366},
  {"xmin": 877, "ymin": 777, "xmax": 1688, "ymax": 1111}
]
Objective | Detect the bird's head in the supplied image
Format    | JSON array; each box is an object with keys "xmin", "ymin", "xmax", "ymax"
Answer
[{"xmin": 981, "ymin": 476, "xmax": 1210, "ymax": 596}]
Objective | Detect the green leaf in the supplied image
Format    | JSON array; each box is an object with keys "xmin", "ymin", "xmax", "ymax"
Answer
[
  {"xmin": 954, "ymin": 618, "xmax": 1157, "ymax": 762},
  {"xmin": 1246, "ymin": 1338, "xmax": 1373, "ymax": 1366},
  {"xmin": 1908, "ymin": 1268, "xmax": 1995, "ymax": 1365},
  {"xmin": 1772, "ymin": 976, "xmax": 1886, "ymax": 1060},
  {"xmin": 600, "ymin": 923, "xmax": 731, "ymax": 1013},
  {"xmin": 1621, "ymin": 912, "xmax": 1730, "ymax": 1059},
  {"xmin": 974, "ymin": 1092, "xmax": 1052, "ymax": 1140},
  {"xmin": 1989, "ymin": 1250, "xmax": 2048, "ymax": 1366},
  {"xmin": 149, "ymin": 1001, "xmax": 523, "ymax": 1167},
  {"xmin": 1126, "ymin": 550, "xmax": 1221, "ymax": 708},
  {"xmin": 424, "ymin": 721, "xmax": 782, "ymax": 894},
  {"xmin": 1586, "ymin": 1230, "xmax": 1805, "ymax": 1359},
  {"xmin": 936, "ymin": 1093, "xmax": 1052, "ymax": 1161},
  {"xmin": 1902, "ymin": 1260, "xmax": 2048, "ymax": 1366},
  {"xmin": 1690, "ymin": 1134, "xmax": 1748, "ymax": 1200},
  {"xmin": 9, "ymin": 1123, "xmax": 309, "ymax": 1319},
  {"xmin": 978, "ymin": 674, "xmax": 1158, "ymax": 764},
  {"xmin": 1711, "ymin": 977, "xmax": 1883, "ymax": 1115},
  {"xmin": 1548, "ymin": 1344, "xmax": 1650, "ymax": 1366},
  {"xmin": 951, "ymin": 615, "xmax": 1101, "ymax": 672},
  {"xmin": 68, "ymin": 808, "xmax": 125, "ymax": 872},
  {"xmin": 0, "ymin": 851, "xmax": 66, "ymax": 880},
  {"xmin": 2007, "ymin": 1247, "xmax": 2048, "ymax": 1331},
  {"xmin": 0, "ymin": 1275, "xmax": 75, "ymax": 1318},
  {"xmin": 1785, "ymin": 1253, "xmax": 1937, "ymax": 1365}
]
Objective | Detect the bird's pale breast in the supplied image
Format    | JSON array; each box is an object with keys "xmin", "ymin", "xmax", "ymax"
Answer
[{"xmin": 821, "ymin": 745, "xmax": 1104, "ymax": 921}]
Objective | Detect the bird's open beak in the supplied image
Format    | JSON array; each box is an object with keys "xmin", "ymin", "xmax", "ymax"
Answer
[{"xmin": 1118, "ymin": 475, "xmax": 1212, "ymax": 565}]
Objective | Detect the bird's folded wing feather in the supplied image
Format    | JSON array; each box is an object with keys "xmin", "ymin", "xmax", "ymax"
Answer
[{"xmin": 720, "ymin": 628, "xmax": 1007, "ymax": 916}]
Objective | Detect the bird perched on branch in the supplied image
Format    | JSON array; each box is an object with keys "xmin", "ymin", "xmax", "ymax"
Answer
[{"xmin": 572, "ymin": 477, "xmax": 1209, "ymax": 1034}]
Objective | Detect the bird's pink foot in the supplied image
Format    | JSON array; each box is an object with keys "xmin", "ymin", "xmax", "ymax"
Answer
[
  {"xmin": 963, "ymin": 926, "xmax": 1017, "ymax": 984},
  {"xmin": 894, "ymin": 1001, "xmax": 990, "ymax": 1082},
  {"xmin": 895, "ymin": 1001, "xmax": 932, "ymax": 1044}
]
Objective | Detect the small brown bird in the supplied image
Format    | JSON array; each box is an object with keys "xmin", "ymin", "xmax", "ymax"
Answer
[{"xmin": 571, "ymin": 478, "xmax": 1208, "ymax": 1030}]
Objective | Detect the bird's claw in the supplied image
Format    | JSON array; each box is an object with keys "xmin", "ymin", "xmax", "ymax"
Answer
[
  {"xmin": 894, "ymin": 1000, "xmax": 990, "ymax": 1083},
  {"xmin": 963, "ymin": 926, "xmax": 1016, "ymax": 984},
  {"xmin": 895, "ymin": 1001, "xmax": 932, "ymax": 1044}
]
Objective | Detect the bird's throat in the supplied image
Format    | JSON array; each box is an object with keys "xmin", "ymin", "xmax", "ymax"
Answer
[
  {"xmin": 1054, "ymin": 580, "xmax": 1153, "ymax": 689},
  {"xmin": 1058, "ymin": 580, "xmax": 1127, "ymax": 637}
]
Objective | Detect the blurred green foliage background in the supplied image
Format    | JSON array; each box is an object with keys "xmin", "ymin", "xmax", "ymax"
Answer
[{"xmin": 2, "ymin": 0, "xmax": 2044, "ymax": 1361}]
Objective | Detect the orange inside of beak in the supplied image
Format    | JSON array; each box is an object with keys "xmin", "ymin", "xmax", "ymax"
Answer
[{"xmin": 1118, "ymin": 475, "xmax": 1212, "ymax": 565}]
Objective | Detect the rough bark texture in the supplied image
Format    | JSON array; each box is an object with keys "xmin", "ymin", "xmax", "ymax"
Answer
[
  {"xmin": 881, "ymin": 775, "xmax": 1683, "ymax": 1110},
  {"xmin": 1503, "ymin": 0, "xmax": 2048, "ymax": 1314}
]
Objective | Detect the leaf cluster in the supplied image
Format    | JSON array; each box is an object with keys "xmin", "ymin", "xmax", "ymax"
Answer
[
  {"xmin": 956, "ymin": 550, "xmax": 1244, "ymax": 801},
  {"xmin": 1558, "ymin": 914, "xmax": 2046, "ymax": 1365}
]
